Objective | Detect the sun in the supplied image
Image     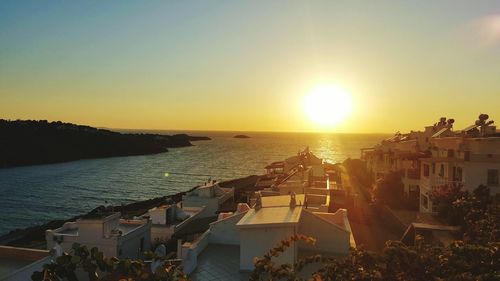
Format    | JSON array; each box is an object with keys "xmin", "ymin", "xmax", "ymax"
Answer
[{"xmin": 303, "ymin": 85, "xmax": 353, "ymax": 128}]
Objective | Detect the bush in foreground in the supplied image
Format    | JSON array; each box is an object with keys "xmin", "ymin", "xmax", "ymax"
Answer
[
  {"xmin": 251, "ymin": 235, "xmax": 499, "ymax": 281},
  {"xmin": 32, "ymin": 243, "xmax": 187, "ymax": 281}
]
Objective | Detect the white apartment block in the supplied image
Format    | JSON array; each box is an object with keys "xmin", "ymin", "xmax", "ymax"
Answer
[
  {"xmin": 362, "ymin": 115, "xmax": 500, "ymax": 213},
  {"xmin": 46, "ymin": 212, "xmax": 151, "ymax": 259},
  {"xmin": 178, "ymin": 194, "xmax": 355, "ymax": 280}
]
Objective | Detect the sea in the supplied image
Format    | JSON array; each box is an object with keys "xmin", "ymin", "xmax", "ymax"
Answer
[{"xmin": 0, "ymin": 131, "xmax": 387, "ymax": 236}]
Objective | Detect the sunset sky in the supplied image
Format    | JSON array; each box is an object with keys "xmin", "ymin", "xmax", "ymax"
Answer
[{"xmin": 1, "ymin": 1, "xmax": 499, "ymax": 133}]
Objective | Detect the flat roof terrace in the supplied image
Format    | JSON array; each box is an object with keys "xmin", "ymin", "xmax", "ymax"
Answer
[
  {"xmin": 0, "ymin": 258, "xmax": 32, "ymax": 279},
  {"xmin": 0, "ymin": 246, "xmax": 49, "ymax": 280},
  {"xmin": 190, "ymin": 244, "xmax": 250, "ymax": 281},
  {"xmin": 237, "ymin": 206, "xmax": 302, "ymax": 228},
  {"xmin": 118, "ymin": 220, "xmax": 148, "ymax": 235},
  {"xmin": 261, "ymin": 194, "xmax": 305, "ymax": 207}
]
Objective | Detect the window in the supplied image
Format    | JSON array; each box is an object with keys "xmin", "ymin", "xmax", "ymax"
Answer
[
  {"xmin": 439, "ymin": 164, "xmax": 445, "ymax": 178},
  {"xmin": 487, "ymin": 169, "xmax": 499, "ymax": 186},
  {"xmin": 464, "ymin": 151, "xmax": 470, "ymax": 161},
  {"xmin": 421, "ymin": 194, "xmax": 429, "ymax": 209},
  {"xmin": 453, "ymin": 166, "xmax": 463, "ymax": 182},
  {"xmin": 432, "ymin": 163, "xmax": 436, "ymax": 174},
  {"xmin": 423, "ymin": 164, "xmax": 430, "ymax": 177}
]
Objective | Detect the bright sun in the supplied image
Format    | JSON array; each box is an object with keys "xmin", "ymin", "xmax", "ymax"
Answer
[{"xmin": 304, "ymin": 85, "xmax": 353, "ymax": 127}]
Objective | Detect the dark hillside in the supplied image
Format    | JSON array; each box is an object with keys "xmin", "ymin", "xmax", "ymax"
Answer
[{"xmin": 0, "ymin": 119, "xmax": 209, "ymax": 168}]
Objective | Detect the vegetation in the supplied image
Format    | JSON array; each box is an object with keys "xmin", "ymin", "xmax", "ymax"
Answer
[
  {"xmin": 431, "ymin": 185, "xmax": 500, "ymax": 244},
  {"xmin": 0, "ymin": 119, "xmax": 208, "ymax": 168},
  {"xmin": 371, "ymin": 171, "xmax": 404, "ymax": 208},
  {"xmin": 250, "ymin": 235, "xmax": 499, "ymax": 281},
  {"xmin": 343, "ymin": 158, "xmax": 374, "ymax": 189},
  {"xmin": 32, "ymin": 243, "xmax": 187, "ymax": 281},
  {"xmin": 251, "ymin": 186, "xmax": 499, "ymax": 281},
  {"xmin": 33, "ymin": 186, "xmax": 499, "ymax": 280}
]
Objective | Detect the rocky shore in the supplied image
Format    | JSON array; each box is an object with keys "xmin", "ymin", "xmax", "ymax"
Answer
[{"xmin": 0, "ymin": 175, "xmax": 260, "ymax": 249}]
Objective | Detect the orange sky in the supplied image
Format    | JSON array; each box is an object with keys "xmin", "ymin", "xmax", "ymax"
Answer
[{"xmin": 1, "ymin": 1, "xmax": 499, "ymax": 133}]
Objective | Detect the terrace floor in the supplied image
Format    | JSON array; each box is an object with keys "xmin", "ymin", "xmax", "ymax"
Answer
[
  {"xmin": 0, "ymin": 258, "xmax": 32, "ymax": 279},
  {"xmin": 189, "ymin": 244, "xmax": 250, "ymax": 281}
]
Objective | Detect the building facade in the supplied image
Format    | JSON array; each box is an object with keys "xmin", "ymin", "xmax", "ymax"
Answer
[
  {"xmin": 46, "ymin": 212, "xmax": 151, "ymax": 259},
  {"xmin": 362, "ymin": 115, "xmax": 500, "ymax": 213}
]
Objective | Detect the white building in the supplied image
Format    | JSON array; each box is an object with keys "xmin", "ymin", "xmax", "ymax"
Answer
[
  {"xmin": 178, "ymin": 194, "xmax": 355, "ymax": 280},
  {"xmin": 0, "ymin": 246, "xmax": 50, "ymax": 281},
  {"xmin": 182, "ymin": 180, "xmax": 234, "ymax": 218},
  {"xmin": 419, "ymin": 118, "xmax": 500, "ymax": 212},
  {"xmin": 46, "ymin": 212, "xmax": 151, "ymax": 259},
  {"xmin": 146, "ymin": 202, "xmax": 204, "ymax": 243},
  {"xmin": 361, "ymin": 115, "xmax": 500, "ymax": 213},
  {"xmin": 361, "ymin": 117, "xmax": 453, "ymax": 179}
]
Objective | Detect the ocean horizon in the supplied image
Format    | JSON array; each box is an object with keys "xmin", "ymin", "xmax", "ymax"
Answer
[{"xmin": 0, "ymin": 131, "xmax": 388, "ymax": 236}]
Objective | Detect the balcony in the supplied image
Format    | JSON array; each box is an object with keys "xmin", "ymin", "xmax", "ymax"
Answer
[{"xmin": 421, "ymin": 176, "xmax": 463, "ymax": 190}]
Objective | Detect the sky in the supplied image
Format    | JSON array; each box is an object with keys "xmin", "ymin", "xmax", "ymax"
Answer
[{"xmin": 1, "ymin": 0, "xmax": 499, "ymax": 133}]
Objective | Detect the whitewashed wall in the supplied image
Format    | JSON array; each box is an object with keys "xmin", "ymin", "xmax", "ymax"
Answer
[
  {"xmin": 239, "ymin": 226, "xmax": 296, "ymax": 271},
  {"xmin": 299, "ymin": 210, "xmax": 350, "ymax": 254},
  {"xmin": 208, "ymin": 212, "xmax": 246, "ymax": 245}
]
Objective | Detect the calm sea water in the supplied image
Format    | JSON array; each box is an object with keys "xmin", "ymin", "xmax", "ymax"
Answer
[{"xmin": 0, "ymin": 131, "xmax": 386, "ymax": 235}]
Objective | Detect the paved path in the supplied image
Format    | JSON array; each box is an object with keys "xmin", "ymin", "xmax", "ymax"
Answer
[{"xmin": 344, "ymin": 169, "xmax": 401, "ymax": 252}]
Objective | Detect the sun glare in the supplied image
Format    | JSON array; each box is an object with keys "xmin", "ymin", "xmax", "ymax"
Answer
[{"xmin": 303, "ymin": 85, "xmax": 353, "ymax": 128}]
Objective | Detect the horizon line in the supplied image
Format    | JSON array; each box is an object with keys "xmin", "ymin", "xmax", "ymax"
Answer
[
  {"xmin": 1, "ymin": 117, "xmax": 393, "ymax": 135},
  {"xmin": 106, "ymin": 126, "xmax": 393, "ymax": 135}
]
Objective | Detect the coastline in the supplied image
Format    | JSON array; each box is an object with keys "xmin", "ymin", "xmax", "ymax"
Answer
[
  {"xmin": 0, "ymin": 119, "xmax": 211, "ymax": 169},
  {"xmin": 0, "ymin": 175, "xmax": 260, "ymax": 249}
]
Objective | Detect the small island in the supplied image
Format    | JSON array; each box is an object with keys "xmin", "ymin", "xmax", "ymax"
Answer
[{"xmin": 233, "ymin": 134, "xmax": 251, "ymax": 139}]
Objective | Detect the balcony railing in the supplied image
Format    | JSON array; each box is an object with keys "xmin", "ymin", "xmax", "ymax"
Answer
[{"xmin": 422, "ymin": 176, "xmax": 463, "ymax": 189}]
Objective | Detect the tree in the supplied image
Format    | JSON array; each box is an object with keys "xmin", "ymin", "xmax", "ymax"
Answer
[
  {"xmin": 429, "ymin": 184, "xmax": 463, "ymax": 224},
  {"xmin": 32, "ymin": 243, "xmax": 187, "ymax": 281},
  {"xmin": 251, "ymin": 235, "xmax": 500, "ymax": 281},
  {"xmin": 431, "ymin": 184, "xmax": 499, "ymax": 243},
  {"xmin": 343, "ymin": 158, "xmax": 374, "ymax": 188},
  {"xmin": 371, "ymin": 171, "xmax": 404, "ymax": 208}
]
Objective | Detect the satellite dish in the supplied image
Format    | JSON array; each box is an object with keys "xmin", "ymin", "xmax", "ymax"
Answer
[
  {"xmin": 154, "ymin": 244, "xmax": 166, "ymax": 257},
  {"xmin": 150, "ymin": 244, "xmax": 167, "ymax": 273}
]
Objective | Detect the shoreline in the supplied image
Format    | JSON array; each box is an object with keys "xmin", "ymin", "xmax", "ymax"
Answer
[
  {"xmin": 0, "ymin": 119, "xmax": 212, "ymax": 169},
  {"xmin": 0, "ymin": 136, "xmax": 211, "ymax": 170},
  {"xmin": 0, "ymin": 175, "xmax": 260, "ymax": 249}
]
